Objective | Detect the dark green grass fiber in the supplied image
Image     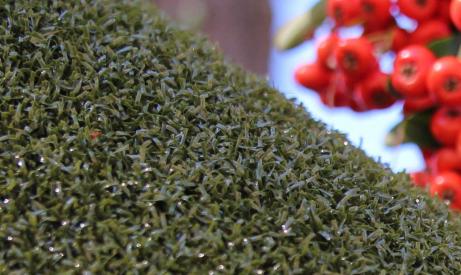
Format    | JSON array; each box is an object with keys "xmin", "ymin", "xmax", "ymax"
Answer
[{"xmin": 1, "ymin": 0, "xmax": 461, "ymax": 274}]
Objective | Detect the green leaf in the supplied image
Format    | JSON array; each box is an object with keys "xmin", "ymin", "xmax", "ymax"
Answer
[
  {"xmin": 427, "ymin": 35, "xmax": 461, "ymax": 58},
  {"xmin": 273, "ymin": 0, "xmax": 326, "ymax": 51},
  {"xmin": 385, "ymin": 109, "xmax": 439, "ymax": 148}
]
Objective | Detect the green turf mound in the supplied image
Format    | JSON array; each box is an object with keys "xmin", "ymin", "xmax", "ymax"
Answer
[{"xmin": 1, "ymin": 0, "xmax": 461, "ymax": 273}]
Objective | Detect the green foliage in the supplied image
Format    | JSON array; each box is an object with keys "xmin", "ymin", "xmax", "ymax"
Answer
[
  {"xmin": 273, "ymin": 0, "xmax": 326, "ymax": 50},
  {"xmin": 428, "ymin": 35, "xmax": 461, "ymax": 58},
  {"xmin": 1, "ymin": 0, "xmax": 461, "ymax": 273},
  {"xmin": 386, "ymin": 110, "xmax": 439, "ymax": 149}
]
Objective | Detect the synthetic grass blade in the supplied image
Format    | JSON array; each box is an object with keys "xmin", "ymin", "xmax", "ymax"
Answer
[{"xmin": 1, "ymin": 0, "xmax": 461, "ymax": 273}]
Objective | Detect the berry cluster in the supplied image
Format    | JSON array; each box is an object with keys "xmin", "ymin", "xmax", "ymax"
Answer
[
  {"xmin": 295, "ymin": 0, "xmax": 461, "ymax": 211},
  {"xmin": 295, "ymin": 35, "xmax": 396, "ymax": 111}
]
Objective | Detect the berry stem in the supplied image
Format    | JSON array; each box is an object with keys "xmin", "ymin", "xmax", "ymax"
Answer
[{"xmin": 366, "ymin": 29, "xmax": 393, "ymax": 53}]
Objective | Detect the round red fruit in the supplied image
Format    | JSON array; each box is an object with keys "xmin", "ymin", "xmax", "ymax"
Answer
[
  {"xmin": 317, "ymin": 34, "xmax": 339, "ymax": 70},
  {"xmin": 391, "ymin": 45, "xmax": 435, "ymax": 98},
  {"xmin": 435, "ymin": 0, "xmax": 451, "ymax": 24},
  {"xmin": 427, "ymin": 56, "xmax": 461, "ymax": 106},
  {"xmin": 295, "ymin": 63, "xmax": 331, "ymax": 92},
  {"xmin": 391, "ymin": 27, "xmax": 409, "ymax": 52},
  {"xmin": 451, "ymin": 0, "xmax": 461, "ymax": 31},
  {"xmin": 350, "ymin": 91, "xmax": 369, "ymax": 112},
  {"xmin": 457, "ymin": 132, "xmax": 461, "ymax": 157},
  {"xmin": 320, "ymin": 88, "xmax": 351, "ymax": 108},
  {"xmin": 410, "ymin": 171, "xmax": 431, "ymax": 188},
  {"xmin": 327, "ymin": 0, "xmax": 361, "ymax": 26},
  {"xmin": 430, "ymin": 106, "xmax": 461, "ymax": 146},
  {"xmin": 410, "ymin": 19, "xmax": 451, "ymax": 46},
  {"xmin": 90, "ymin": 130, "xmax": 102, "ymax": 140},
  {"xmin": 430, "ymin": 171, "xmax": 461, "ymax": 211},
  {"xmin": 355, "ymin": 71, "xmax": 396, "ymax": 110},
  {"xmin": 429, "ymin": 148, "xmax": 461, "ymax": 174},
  {"xmin": 397, "ymin": 0, "xmax": 437, "ymax": 21},
  {"xmin": 421, "ymin": 148, "xmax": 436, "ymax": 165},
  {"xmin": 402, "ymin": 93, "xmax": 437, "ymax": 115},
  {"xmin": 335, "ymin": 37, "xmax": 377, "ymax": 80},
  {"xmin": 321, "ymin": 72, "xmax": 352, "ymax": 107},
  {"xmin": 360, "ymin": 0, "xmax": 392, "ymax": 32}
]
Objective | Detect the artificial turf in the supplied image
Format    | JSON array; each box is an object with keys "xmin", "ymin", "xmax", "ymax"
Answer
[{"xmin": 1, "ymin": 0, "xmax": 461, "ymax": 273}]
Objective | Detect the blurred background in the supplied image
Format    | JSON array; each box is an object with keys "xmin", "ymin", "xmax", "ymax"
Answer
[
  {"xmin": 153, "ymin": 0, "xmax": 424, "ymax": 172},
  {"xmin": 154, "ymin": 0, "xmax": 271, "ymax": 74}
]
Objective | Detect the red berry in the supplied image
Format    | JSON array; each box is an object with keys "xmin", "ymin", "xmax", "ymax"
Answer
[
  {"xmin": 335, "ymin": 37, "xmax": 377, "ymax": 81},
  {"xmin": 457, "ymin": 132, "xmax": 461, "ymax": 157},
  {"xmin": 327, "ymin": 0, "xmax": 361, "ymax": 26},
  {"xmin": 402, "ymin": 93, "xmax": 437, "ymax": 115},
  {"xmin": 360, "ymin": 0, "xmax": 393, "ymax": 32},
  {"xmin": 391, "ymin": 45, "xmax": 435, "ymax": 98},
  {"xmin": 410, "ymin": 171, "xmax": 431, "ymax": 187},
  {"xmin": 397, "ymin": 0, "xmax": 437, "ymax": 21},
  {"xmin": 295, "ymin": 63, "xmax": 331, "ymax": 92},
  {"xmin": 90, "ymin": 130, "xmax": 102, "ymax": 140},
  {"xmin": 320, "ymin": 89, "xmax": 352, "ymax": 108},
  {"xmin": 391, "ymin": 27, "xmax": 410, "ymax": 52},
  {"xmin": 355, "ymin": 71, "xmax": 396, "ymax": 110},
  {"xmin": 321, "ymin": 72, "xmax": 352, "ymax": 107},
  {"xmin": 429, "ymin": 148, "xmax": 461, "ymax": 174},
  {"xmin": 350, "ymin": 90, "xmax": 369, "ymax": 112},
  {"xmin": 451, "ymin": 0, "xmax": 461, "ymax": 31},
  {"xmin": 430, "ymin": 171, "xmax": 461, "ymax": 211},
  {"xmin": 430, "ymin": 106, "xmax": 461, "ymax": 146},
  {"xmin": 427, "ymin": 57, "xmax": 461, "ymax": 106},
  {"xmin": 317, "ymin": 34, "xmax": 339, "ymax": 70},
  {"xmin": 410, "ymin": 19, "xmax": 451, "ymax": 46},
  {"xmin": 435, "ymin": 0, "xmax": 452, "ymax": 24},
  {"xmin": 421, "ymin": 148, "xmax": 436, "ymax": 165}
]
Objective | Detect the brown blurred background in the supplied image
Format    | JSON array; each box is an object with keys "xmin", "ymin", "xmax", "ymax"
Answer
[{"xmin": 153, "ymin": 0, "xmax": 271, "ymax": 75}]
